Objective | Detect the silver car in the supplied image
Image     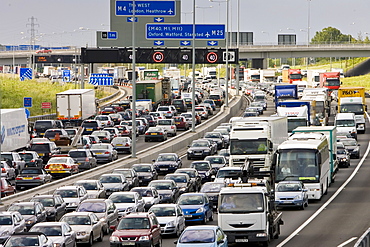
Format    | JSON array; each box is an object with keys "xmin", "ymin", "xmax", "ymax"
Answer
[
  {"xmin": 74, "ymin": 180, "xmax": 107, "ymax": 199},
  {"xmin": 148, "ymin": 204, "xmax": 185, "ymax": 237},
  {"xmin": 90, "ymin": 143, "xmax": 118, "ymax": 163},
  {"xmin": 76, "ymin": 199, "xmax": 119, "ymax": 234},
  {"xmin": 30, "ymin": 222, "xmax": 76, "ymax": 247},
  {"xmin": 108, "ymin": 192, "xmax": 145, "ymax": 217},
  {"xmin": 53, "ymin": 186, "xmax": 88, "ymax": 212},
  {"xmin": 60, "ymin": 212, "xmax": 104, "ymax": 245},
  {"xmin": 99, "ymin": 174, "xmax": 129, "ymax": 197},
  {"xmin": 0, "ymin": 211, "xmax": 26, "ymax": 244}
]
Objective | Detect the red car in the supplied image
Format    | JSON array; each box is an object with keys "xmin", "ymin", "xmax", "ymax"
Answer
[
  {"xmin": 173, "ymin": 116, "xmax": 190, "ymax": 130},
  {"xmin": 1, "ymin": 178, "xmax": 16, "ymax": 197},
  {"xmin": 36, "ymin": 49, "xmax": 52, "ymax": 54},
  {"xmin": 100, "ymin": 107, "xmax": 116, "ymax": 115},
  {"xmin": 110, "ymin": 212, "xmax": 162, "ymax": 247}
]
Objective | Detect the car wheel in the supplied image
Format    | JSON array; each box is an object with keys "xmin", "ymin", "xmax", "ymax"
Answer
[
  {"xmin": 156, "ymin": 237, "xmax": 162, "ymax": 247},
  {"xmin": 187, "ymin": 155, "xmax": 191, "ymax": 160},
  {"xmin": 88, "ymin": 233, "xmax": 93, "ymax": 246},
  {"xmin": 97, "ymin": 229, "xmax": 104, "ymax": 241}
]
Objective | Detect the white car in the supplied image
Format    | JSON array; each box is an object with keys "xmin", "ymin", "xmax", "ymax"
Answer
[
  {"xmin": 156, "ymin": 119, "xmax": 177, "ymax": 137},
  {"xmin": 130, "ymin": 187, "xmax": 161, "ymax": 211},
  {"xmin": 108, "ymin": 192, "xmax": 145, "ymax": 217},
  {"xmin": 156, "ymin": 105, "xmax": 177, "ymax": 118},
  {"xmin": 148, "ymin": 204, "xmax": 186, "ymax": 237},
  {"xmin": 149, "ymin": 111, "xmax": 165, "ymax": 121},
  {"xmin": 94, "ymin": 115, "xmax": 114, "ymax": 127}
]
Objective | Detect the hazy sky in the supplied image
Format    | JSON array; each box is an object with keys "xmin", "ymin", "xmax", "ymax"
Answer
[{"xmin": 1, "ymin": 0, "xmax": 369, "ymax": 47}]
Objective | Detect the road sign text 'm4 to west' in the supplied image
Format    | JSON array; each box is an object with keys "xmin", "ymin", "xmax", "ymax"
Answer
[
  {"xmin": 146, "ymin": 24, "xmax": 225, "ymax": 40},
  {"xmin": 116, "ymin": 1, "xmax": 176, "ymax": 16}
]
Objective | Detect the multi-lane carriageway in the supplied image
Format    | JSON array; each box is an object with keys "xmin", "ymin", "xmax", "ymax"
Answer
[{"xmin": 3, "ymin": 89, "xmax": 370, "ymax": 247}]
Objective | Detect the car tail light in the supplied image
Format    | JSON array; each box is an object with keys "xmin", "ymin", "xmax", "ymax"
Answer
[
  {"xmin": 171, "ymin": 126, "xmax": 175, "ymax": 129},
  {"xmin": 145, "ymin": 133, "xmax": 149, "ymax": 135},
  {"xmin": 158, "ymin": 117, "xmax": 162, "ymax": 119},
  {"xmin": 34, "ymin": 177, "xmax": 41, "ymax": 180},
  {"xmin": 31, "ymin": 159, "xmax": 35, "ymax": 163},
  {"xmin": 62, "ymin": 164, "xmax": 71, "ymax": 169},
  {"xmin": 49, "ymin": 153, "xmax": 52, "ymax": 156},
  {"xmin": 125, "ymin": 143, "xmax": 130, "ymax": 146},
  {"xmin": 167, "ymin": 111, "xmax": 171, "ymax": 113},
  {"xmin": 159, "ymin": 133, "xmax": 163, "ymax": 135},
  {"xmin": 104, "ymin": 151, "xmax": 110, "ymax": 154},
  {"xmin": 45, "ymin": 165, "xmax": 50, "ymax": 169},
  {"xmin": 85, "ymin": 158, "xmax": 89, "ymax": 162},
  {"xmin": 15, "ymin": 177, "xmax": 22, "ymax": 180},
  {"xmin": 1, "ymin": 168, "xmax": 5, "ymax": 173},
  {"xmin": 124, "ymin": 130, "xmax": 129, "ymax": 133},
  {"xmin": 104, "ymin": 138, "xmax": 108, "ymax": 140},
  {"xmin": 92, "ymin": 141, "xmax": 96, "ymax": 144}
]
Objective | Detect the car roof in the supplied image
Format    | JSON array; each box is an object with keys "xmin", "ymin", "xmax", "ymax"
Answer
[
  {"xmin": 183, "ymin": 225, "xmax": 219, "ymax": 231},
  {"xmin": 63, "ymin": 212, "xmax": 95, "ymax": 216},
  {"xmin": 121, "ymin": 212, "xmax": 152, "ymax": 218},
  {"xmin": 31, "ymin": 222, "xmax": 65, "ymax": 226}
]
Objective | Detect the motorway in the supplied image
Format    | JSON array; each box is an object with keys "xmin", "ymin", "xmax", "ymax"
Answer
[{"xmin": 3, "ymin": 88, "xmax": 370, "ymax": 247}]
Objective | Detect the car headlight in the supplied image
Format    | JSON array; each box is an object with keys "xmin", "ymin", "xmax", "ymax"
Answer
[
  {"xmin": 188, "ymin": 150, "xmax": 193, "ymax": 153},
  {"xmin": 26, "ymin": 220, "xmax": 34, "ymax": 225},
  {"xmin": 139, "ymin": 236, "xmax": 149, "ymax": 241},
  {"xmin": 144, "ymin": 176, "xmax": 152, "ymax": 179},
  {"xmin": 53, "ymin": 243, "xmax": 62, "ymax": 247},
  {"xmin": 354, "ymin": 147, "xmax": 359, "ymax": 151},
  {"xmin": 166, "ymin": 221, "xmax": 175, "ymax": 227},
  {"xmin": 68, "ymin": 202, "xmax": 77, "ymax": 207},
  {"xmin": 126, "ymin": 207, "xmax": 133, "ymax": 212},
  {"xmin": 77, "ymin": 231, "xmax": 87, "ymax": 236},
  {"xmin": 340, "ymin": 158, "xmax": 347, "ymax": 161},
  {"xmin": 204, "ymin": 149, "xmax": 210, "ymax": 153},
  {"xmin": 180, "ymin": 188, "xmax": 187, "ymax": 191},
  {"xmin": 205, "ymin": 172, "xmax": 210, "ymax": 176},
  {"xmin": 0, "ymin": 231, "xmax": 10, "ymax": 237},
  {"xmin": 100, "ymin": 217, "xmax": 107, "ymax": 222},
  {"xmin": 294, "ymin": 194, "xmax": 303, "ymax": 200},
  {"xmin": 110, "ymin": 236, "xmax": 120, "ymax": 242},
  {"xmin": 196, "ymin": 207, "xmax": 204, "ymax": 213}
]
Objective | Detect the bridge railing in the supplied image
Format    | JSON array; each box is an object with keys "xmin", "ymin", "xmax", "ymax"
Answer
[{"xmin": 355, "ymin": 228, "xmax": 370, "ymax": 247}]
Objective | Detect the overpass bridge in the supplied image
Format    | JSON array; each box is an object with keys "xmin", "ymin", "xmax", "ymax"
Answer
[{"xmin": 1, "ymin": 44, "xmax": 370, "ymax": 66}]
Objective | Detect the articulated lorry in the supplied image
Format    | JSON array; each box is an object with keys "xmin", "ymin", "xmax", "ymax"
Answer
[
  {"xmin": 218, "ymin": 166, "xmax": 283, "ymax": 245},
  {"xmin": 337, "ymin": 87, "xmax": 367, "ymax": 133},
  {"xmin": 1, "ymin": 109, "xmax": 30, "ymax": 152},
  {"xmin": 282, "ymin": 69, "xmax": 302, "ymax": 84},
  {"xmin": 136, "ymin": 79, "xmax": 171, "ymax": 109},
  {"xmin": 229, "ymin": 117, "xmax": 288, "ymax": 169},
  {"xmin": 292, "ymin": 126, "xmax": 338, "ymax": 184},
  {"xmin": 56, "ymin": 89, "xmax": 96, "ymax": 126},
  {"xmin": 276, "ymin": 101, "xmax": 311, "ymax": 133},
  {"xmin": 274, "ymin": 84, "xmax": 298, "ymax": 108}
]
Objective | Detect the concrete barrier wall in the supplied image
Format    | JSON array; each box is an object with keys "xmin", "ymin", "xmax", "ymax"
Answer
[{"xmin": 1, "ymin": 95, "xmax": 246, "ymax": 206}]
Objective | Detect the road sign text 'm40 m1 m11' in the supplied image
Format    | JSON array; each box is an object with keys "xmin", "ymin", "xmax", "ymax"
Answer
[{"xmin": 146, "ymin": 24, "xmax": 225, "ymax": 40}]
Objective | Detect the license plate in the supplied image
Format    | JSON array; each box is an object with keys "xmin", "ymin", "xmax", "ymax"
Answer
[
  {"xmin": 38, "ymin": 153, "xmax": 44, "ymax": 156},
  {"xmin": 235, "ymin": 239, "xmax": 248, "ymax": 242},
  {"xmin": 139, "ymin": 180, "xmax": 143, "ymax": 183},
  {"xmin": 95, "ymin": 153, "xmax": 103, "ymax": 155},
  {"xmin": 151, "ymin": 133, "xmax": 157, "ymax": 135},
  {"xmin": 160, "ymin": 168, "xmax": 168, "ymax": 171},
  {"xmin": 283, "ymin": 201, "xmax": 292, "ymax": 204},
  {"xmin": 50, "ymin": 139, "xmax": 55, "ymax": 141},
  {"xmin": 122, "ymin": 242, "xmax": 135, "ymax": 245},
  {"xmin": 184, "ymin": 215, "xmax": 192, "ymax": 218},
  {"xmin": 175, "ymin": 122, "xmax": 180, "ymax": 124},
  {"xmin": 51, "ymin": 171, "xmax": 66, "ymax": 173},
  {"xmin": 116, "ymin": 144, "xmax": 123, "ymax": 146},
  {"xmin": 194, "ymin": 153, "xmax": 202, "ymax": 155},
  {"xmin": 23, "ymin": 177, "xmax": 33, "ymax": 180},
  {"xmin": 40, "ymin": 133, "xmax": 44, "ymax": 135},
  {"xmin": 87, "ymin": 128, "xmax": 93, "ymax": 131}
]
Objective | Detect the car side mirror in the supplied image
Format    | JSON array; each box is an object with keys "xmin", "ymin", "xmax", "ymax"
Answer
[
  {"xmin": 302, "ymin": 189, "xmax": 308, "ymax": 192},
  {"xmin": 108, "ymin": 210, "xmax": 114, "ymax": 214},
  {"xmin": 217, "ymin": 240, "xmax": 224, "ymax": 244},
  {"xmin": 64, "ymin": 232, "xmax": 72, "ymax": 236},
  {"xmin": 152, "ymin": 159, "xmax": 155, "ymax": 162},
  {"xmin": 55, "ymin": 204, "xmax": 61, "ymax": 208},
  {"xmin": 92, "ymin": 220, "xmax": 98, "ymax": 224}
]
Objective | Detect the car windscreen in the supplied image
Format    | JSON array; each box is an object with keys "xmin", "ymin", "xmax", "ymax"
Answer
[
  {"xmin": 179, "ymin": 230, "xmax": 215, "ymax": 243},
  {"xmin": 77, "ymin": 202, "xmax": 106, "ymax": 213}
]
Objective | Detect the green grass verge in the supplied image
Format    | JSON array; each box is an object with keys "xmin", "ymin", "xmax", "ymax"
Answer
[{"xmin": 0, "ymin": 77, "xmax": 111, "ymax": 116}]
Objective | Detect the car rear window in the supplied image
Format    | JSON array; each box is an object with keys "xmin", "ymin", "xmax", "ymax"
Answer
[
  {"xmin": 30, "ymin": 144, "xmax": 50, "ymax": 152},
  {"xmin": 82, "ymin": 121, "xmax": 98, "ymax": 127},
  {"xmin": 35, "ymin": 121, "xmax": 53, "ymax": 129}
]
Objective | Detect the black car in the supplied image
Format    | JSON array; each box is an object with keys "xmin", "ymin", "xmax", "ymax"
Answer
[
  {"xmin": 152, "ymin": 153, "xmax": 182, "ymax": 174},
  {"xmin": 31, "ymin": 194, "xmax": 67, "ymax": 221},
  {"xmin": 140, "ymin": 114, "xmax": 157, "ymax": 127},
  {"xmin": 187, "ymin": 139, "xmax": 215, "ymax": 160},
  {"xmin": 28, "ymin": 141, "xmax": 61, "ymax": 164},
  {"xmin": 148, "ymin": 180, "xmax": 180, "ymax": 203},
  {"xmin": 68, "ymin": 149, "xmax": 98, "ymax": 171},
  {"xmin": 190, "ymin": 160, "xmax": 216, "ymax": 183},
  {"xmin": 18, "ymin": 151, "xmax": 43, "ymax": 167},
  {"xmin": 132, "ymin": 163, "xmax": 158, "ymax": 186},
  {"xmin": 172, "ymin": 99, "xmax": 188, "ymax": 113},
  {"xmin": 15, "ymin": 167, "xmax": 52, "ymax": 189},
  {"xmin": 203, "ymin": 132, "xmax": 225, "ymax": 150},
  {"xmin": 81, "ymin": 120, "xmax": 103, "ymax": 135},
  {"xmin": 339, "ymin": 138, "xmax": 360, "ymax": 159},
  {"xmin": 337, "ymin": 142, "xmax": 351, "ymax": 167},
  {"xmin": 175, "ymin": 168, "xmax": 202, "ymax": 192},
  {"xmin": 199, "ymin": 182, "xmax": 226, "ymax": 210}
]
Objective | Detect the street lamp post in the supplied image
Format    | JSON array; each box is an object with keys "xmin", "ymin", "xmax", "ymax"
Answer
[
  {"xmin": 225, "ymin": 0, "xmax": 229, "ymax": 107},
  {"xmin": 191, "ymin": 0, "xmax": 196, "ymax": 132}
]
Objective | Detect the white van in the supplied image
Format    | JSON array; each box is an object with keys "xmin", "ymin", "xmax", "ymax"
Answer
[{"xmin": 335, "ymin": 113, "xmax": 357, "ymax": 139}]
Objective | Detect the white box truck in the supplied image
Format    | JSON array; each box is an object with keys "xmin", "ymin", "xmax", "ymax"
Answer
[
  {"xmin": 56, "ymin": 89, "xmax": 96, "ymax": 126},
  {"xmin": 229, "ymin": 117, "xmax": 288, "ymax": 169},
  {"xmin": 1, "ymin": 108, "xmax": 30, "ymax": 152}
]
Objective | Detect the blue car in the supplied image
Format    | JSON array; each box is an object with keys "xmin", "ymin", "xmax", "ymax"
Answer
[
  {"xmin": 177, "ymin": 193, "xmax": 213, "ymax": 224},
  {"xmin": 175, "ymin": 225, "xmax": 228, "ymax": 247}
]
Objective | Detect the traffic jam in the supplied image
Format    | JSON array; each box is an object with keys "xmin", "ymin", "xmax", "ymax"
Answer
[{"xmin": 0, "ymin": 69, "xmax": 367, "ymax": 247}]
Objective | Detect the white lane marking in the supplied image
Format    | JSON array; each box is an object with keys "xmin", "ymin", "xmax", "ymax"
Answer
[
  {"xmin": 277, "ymin": 112, "xmax": 370, "ymax": 246},
  {"xmin": 337, "ymin": 237, "xmax": 358, "ymax": 247}
]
